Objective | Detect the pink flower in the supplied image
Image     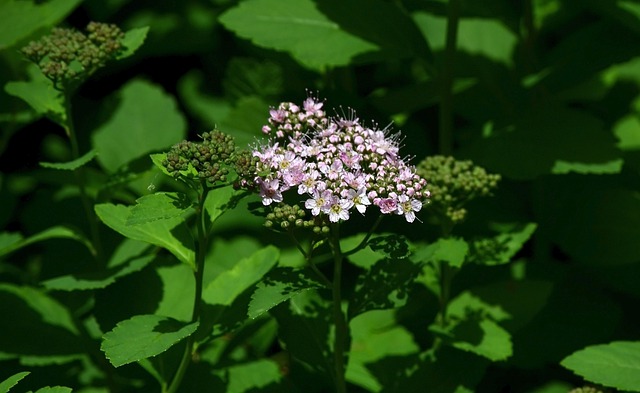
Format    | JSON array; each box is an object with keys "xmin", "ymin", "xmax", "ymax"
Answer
[
  {"xmin": 328, "ymin": 198, "xmax": 354, "ymax": 223},
  {"xmin": 259, "ymin": 178, "xmax": 283, "ymax": 206},
  {"xmin": 305, "ymin": 189, "xmax": 333, "ymax": 216},
  {"xmin": 397, "ymin": 194, "xmax": 422, "ymax": 223}
]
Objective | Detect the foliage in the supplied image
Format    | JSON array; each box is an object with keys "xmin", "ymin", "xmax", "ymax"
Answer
[{"xmin": 1, "ymin": 1, "xmax": 640, "ymax": 392}]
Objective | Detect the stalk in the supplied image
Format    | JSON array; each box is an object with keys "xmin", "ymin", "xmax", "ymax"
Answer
[
  {"xmin": 165, "ymin": 186, "xmax": 209, "ymax": 393},
  {"xmin": 63, "ymin": 94, "xmax": 103, "ymax": 262},
  {"xmin": 330, "ymin": 223, "xmax": 348, "ymax": 393}
]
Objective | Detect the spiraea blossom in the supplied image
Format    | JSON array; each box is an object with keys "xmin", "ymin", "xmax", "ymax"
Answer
[{"xmin": 248, "ymin": 95, "xmax": 429, "ymax": 224}]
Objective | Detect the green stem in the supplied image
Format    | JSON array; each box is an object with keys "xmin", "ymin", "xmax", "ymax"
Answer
[
  {"xmin": 63, "ymin": 94, "xmax": 103, "ymax": 262},
  {"xmin": 343, "ymin": 215, "xmax": 383, "ymax": 257},
  {"xmin": 438, "ymin": 0, "xmax": 460, "ymax": 156},
  {"xmin": 330, "ymin": 223, "xmax": 348, "ymax": 393},
  {"xmin": 165, "ymin": 186, "xmax": 209, "ymax": 393},
  {"xmin": 290, "ymin": 231, "xmax": 333, "ymax": 288}
]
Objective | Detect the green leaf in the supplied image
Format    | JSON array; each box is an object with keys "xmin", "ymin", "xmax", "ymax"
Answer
[
  {"xmin": 117, "ymin": 26, "xmax": 149, "ymax": 59},
  {"xmin": 349, "ymin": 257, "xmax": 423, "ymax": 319},
  {"xmin": 0, "ymin": 371, "xmax": 30, "ymax": 393},
  {"xmin": 177, "ymin": 71, "xmax": 232, "ymax": 128},
  {"xmin": 219, "ymin": 0, "xmax": 377, "ymax": 71},
  {"xmin": 218, "ymin": 95, "xmax": 271, "ymax": 148},
  {"xmin": 414, "ymin": 237, "xmax": 469, "ymax": 268},
  {"xmin": 0, "ymin": 0, "xmax": 82, "ymax": 50},
  {"xmin": 468, "ymin": 223, "xmax": 537, "ymax": 266},
  {"xmin": 126, "ymin": 192, "xmax": 193, "ymax": 226},
  {"xmin": 0, "ymin": 284, "xmax": 83, "ymax": 362},
  {"xmin": 41, "ymin": 254, "xmax": 154, "ymax": 291},
  {"xmin": 203, "ymin": 246, "xmax": 279, "ymax": 306},
  {"xmin": 95, "ymin": 203, "xmax": 195, "ymax": 267},
  {"xmin": 439, "ymin": 291, "xmax": 513, "ymax": 361},
  {"xmin": 101, "ymin": 315, "xmax": 198, "ymax": 367},
  {"xmin": 248, "ymin": 267, "xmax": 325, "ymax": 319},
  {"xmin": 4, "ymin": 64, "xmax": 65, "ymax": 124},
  {"xmin": 204, "ymin": 186, "xmax": 239, "ymax": 224},
  {"xmin": 226, "ymin": 359, "xmax": 283, "ymax": 393},
  {"xmin": 32, "ymin": 387, "xmax": 72, "ymax": 393},
  {"xmin": 462, "ymin": 104, "xmax": 622, "ymax": 179},
  {"xmin": 561, "ymin": 341, "xmax": 640, "ymax": 392},
  {"xmin": 40, "ymin": 149, "xmax": 97, "ymax": 170},
  {"xmin": 0, "ymin": 226, "xmax": 94, "ymax": 259},
  {"xmin": 347, "ymin": 310, "xmax": 419, "ymax": 392},
  {"xmin": 92, "ymin": 79, "xmax": 186, "ymax": 173}
]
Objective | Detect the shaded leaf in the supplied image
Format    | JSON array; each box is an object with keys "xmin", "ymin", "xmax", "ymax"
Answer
[
  {"xmin": 349, "ymin": 257, "xmax": 423, "ymax": 319},
  {"xmin": 413, "ymin": 238, "xmax": 469, "ymax": 268},
  {"xmin": 32, "ymin": 387, "xmax": 72, "ymax": 393},
  {"xmin": 468, "ymin": 223, "xmax": 537, "ymax": 266},
  {"xmin": 92, "ymin": 79, "xmax": 186, "ymax": 172},
  {"xmin": 40, "ymin": 149, "xmax": 97, "ymax": 170},
  {"xmin": 0, "ymin": 226, "xmax": 94, "ymax": 259},
  {"xmin": 95, "ymin": 203, "xmax": 195, "ymax": 267},
  {"xmin": 561, "ymin": 341, "xmax": 640, "ymax": 392},
  {"xmin": 203, "ymin": 246, "xmax": 279, "ymax": 306},
  {"xmin": 248, "ymin": 267, "xmax": 325, "ymax": 319},
  {"xmin": 101, "ymin": 315, "xmax": 198, "ymax": 367}
]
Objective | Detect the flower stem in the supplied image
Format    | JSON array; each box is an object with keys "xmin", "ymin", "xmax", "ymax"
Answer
[
  {"xmin": 330, "ymin": 223, "xmax": 348, "ymax": 393},
  {"xmin": 63, "ymin": 93, "xmax": 103, "ymax": 262},
  {"xmin": 165, "ymin": 186, "xmax": 209, "ymax": 393},
  {"xmin": 438, "ymin": 0, "xmax": 460, "ymax": 156}
]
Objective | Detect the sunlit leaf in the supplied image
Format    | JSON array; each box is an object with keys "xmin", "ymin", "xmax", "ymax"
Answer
[
  {"xmin": 95, "ymin": 203, "xmax": 195, "ymax": 267},
  {"xmin": 101, "ymin": 314, "xmax": 198, "ymax": 367},
  {"xmin": 0, "ymin": 371, "xmax": 29, "ymax": 393},
  {"xmin": 32, "ymin": 387, "xmax": 72, "ymax": 393},
  {"xmin": 248, "ymin": 267, "xmax": 325, "ymax": 319},
  {"xmin": 203, "ymin": 246, "xmax": 279, "ymax": 306},
  {"xmin": 226, "ymin": 359, "xmax": 283, "ymax": 393},
  {"xmin": 204, "ymin": 186, "xmax": 241, "ymax": 224},
  {"xmin": 92, "ymin": 79, "xmax": 186, "ymax": 172},
  {"xmin": 126, "ymin": 192, "xmax": 193, "ymax": 226},
  {"xmin": 4, "ymin": 64, "xmax": 65, "ymax": 124},
  {"xmin": 117, "ymin": 26, "xmax": 149, "ymax": 59},
  {"xmin": 0, "ymin": 0, "xmax": 81, "ymax": 50},
  {"xmin": 219, "ymin": 0, "xmax": 377, "ymax": 71},
  {"xmin": 413, "ymin": 237, "xmax": 469, "ymax": 268},
  {"xmin": 468, "ymin": 223, "xmax": 537, "ymax": 266},
  {"xmin": 0, "ymin": 226, "xmax": 94, "ymax": 258},
  {"xmin": 561, "ymin": 341, "xmax": 640, "ymax": 392}
]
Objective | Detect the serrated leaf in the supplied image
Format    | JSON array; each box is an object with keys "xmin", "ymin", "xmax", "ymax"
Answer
[
  {"xmin": 248, "ymin": 267, "xmax": 325, "ymax": 319},
  {"xmin": 203, "ymin": 246, "xmax": 279, "ymax": 306},
  {"xmin": 4, "ymin": 64, "xmax": 65, "ymax": 124},
  {"xmin": 117, "ymin": 26, "xmax": 149, "ymax": 59},
  {"xmin": 101, "ymin": 315, "xmax": 198, "ymax": 367},
  {"xmin": 349, "ymin": 257, "xmax": 423, "ymax": 318},
  {"xmin": 561, "ymin": 341, "xmax": 640, "ymax": 392},
  {"xmin": 41, "ymin": 254, "xmax": 154, "ymax": 291},
  {"xmin": 438, "ymin": 291, "xmax": 512, "ymax": 362},
  {"xmin": 32, "ymin": 387, "xmax": 72, "ymax": 393},
  {"xmin": 204, "ymin": 186, "xmax": 239, "ymax": 224},
  {"xmin": 92, "ymin": 79, "xmax": 186, "ymax": 172},
  {"xmin": 95, "ymin": 203, "xmax": 195, "ymax": 267},
  {"xmin": 0, "ymin": 371, "xmax": 30, "ymax": 393},
  {"xmin": 0, "ymin": 226, "xmax": 94, "ymax": 258},
  {"xmin": 0, "ymin": 0, "xmax": 81, "ymax": 50},
  {"xmin": 40, "ymin": 149, "xmax": 97, "ymax": 170},
  {"xmin": 219, "ymin": 0, "xmax": 377, "ymax": 71},
  {"xmin": 414, "ymin": 237, "xmax": 469, "ymax": 268},
  {"xmin": 126, "ymin": 192, "xmax": 193, "ymax": 226},
  {"xmin": 469, "ymin": 223, "xmax": 537, "ymax": 266}
]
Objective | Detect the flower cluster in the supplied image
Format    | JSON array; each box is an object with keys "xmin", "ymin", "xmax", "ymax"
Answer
[
  {"xmin": 163, "ymin": 130, "xmax": 236, "ymax": 186},
  {"xmin": 21, "ymin": 22, "xmax": 125, "ymax": 90},
  {"xmin": 415, "ymin": 155, "xmax": 500, "ymax": 223},
  {"xmin": 244, "ymin": 96, "xmax": 429, "ymax": 224}
]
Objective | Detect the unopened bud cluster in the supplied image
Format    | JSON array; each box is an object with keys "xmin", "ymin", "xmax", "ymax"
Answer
[
  {"xmin": 416, "ymin": 155, "xmax": 500, "ymax": 223},
  {"xmin": 21, "ymin": 22, "xmax": 124, "ymax": 89},
  {"xmin": 163, "ymin": 130, "xmax": 236, "ymax": 186},
  {"xmin": 242, "ymin": 94, "xmax": 430, "ymax": 228}
]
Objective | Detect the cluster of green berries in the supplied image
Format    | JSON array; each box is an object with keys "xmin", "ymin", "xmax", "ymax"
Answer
[
  {"xmin": 264, "ymin": 203, "xmax": 330, "ymax": 234},
  {"xmin": 21, "ymin": 22, "xmax": 124, "ymax": 90},
  {"xmin": 416, "ymin": 155, "xmax": 500, "ymax": 223},
  {"xmin": 163, "ymin": 130, "xmax": 236, "ymax": 186},
  {"xmin": 232, "ymin": 149, "xmax": 259, "ymax": 189}
]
